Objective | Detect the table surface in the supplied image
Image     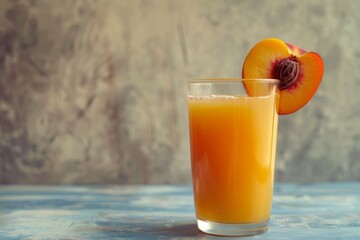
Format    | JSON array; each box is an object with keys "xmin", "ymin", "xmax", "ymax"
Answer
[{"xmin": 0, "ymin": 183, "xmax": 359, "ymax": 240}]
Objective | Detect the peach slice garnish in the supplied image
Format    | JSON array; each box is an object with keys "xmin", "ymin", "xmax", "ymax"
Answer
[{"xmin": 242, "ymin": 38, "xmax": 324, "ymax": 114}]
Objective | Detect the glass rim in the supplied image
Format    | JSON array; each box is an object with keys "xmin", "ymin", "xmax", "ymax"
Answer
[{"xmin": 188, "ymin": 78, "xmax": 280, "ymax": 84}]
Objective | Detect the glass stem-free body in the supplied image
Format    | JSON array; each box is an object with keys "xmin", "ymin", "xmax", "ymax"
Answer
[{"xmin": 188, "ymin": 79, "xmax": 279, "ymax": 236}]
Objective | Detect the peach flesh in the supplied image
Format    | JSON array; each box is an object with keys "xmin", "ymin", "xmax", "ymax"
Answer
[{"xmin": 242, "ymin": 38, "xmax": 324, "ymax": 115}]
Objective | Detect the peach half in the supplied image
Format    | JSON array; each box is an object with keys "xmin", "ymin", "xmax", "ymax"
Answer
[{"xmin": 242, "ymin": 38, "xmax": 324, "ymax": 114}]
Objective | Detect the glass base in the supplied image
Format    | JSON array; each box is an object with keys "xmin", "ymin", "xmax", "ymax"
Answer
[{"xmin": 197, "ymin": 219, "xmax": 269, "ymax": 236}]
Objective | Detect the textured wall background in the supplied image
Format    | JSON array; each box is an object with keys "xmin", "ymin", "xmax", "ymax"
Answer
[{"xmin": 0, "ymin": 0, "xmax": 359, "ymax": 184}]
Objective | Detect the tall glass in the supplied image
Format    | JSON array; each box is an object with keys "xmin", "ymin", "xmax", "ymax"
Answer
[{"xmin": 188, "ymin": 78, "xmax": 279, "ymax": 236}]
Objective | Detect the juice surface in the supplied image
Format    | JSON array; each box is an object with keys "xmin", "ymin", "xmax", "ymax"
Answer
[{"xmin": 188, "ymin": 95, "xmax": 278, "ymax": 224}]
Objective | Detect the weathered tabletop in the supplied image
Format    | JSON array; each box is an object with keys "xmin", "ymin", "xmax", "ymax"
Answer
[{"xmin": 0, "ymin": 183, "xmax": 359, "ymax": 240}]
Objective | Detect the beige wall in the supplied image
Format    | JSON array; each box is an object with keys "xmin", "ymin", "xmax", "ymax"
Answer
[{"xmin": 0, "ymin": 0, "xmax": 359, "ymax": 184}]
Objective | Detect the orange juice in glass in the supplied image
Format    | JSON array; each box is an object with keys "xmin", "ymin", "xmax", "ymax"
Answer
[{"xmin": 188, "ymin": 78, "xmax": 279, "ymax": 236}]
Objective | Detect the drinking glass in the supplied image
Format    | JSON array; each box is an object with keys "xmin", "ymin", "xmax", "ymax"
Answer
[{"xmin": 188, "ymin": 78, "xmax": 279, "ymax": 236}]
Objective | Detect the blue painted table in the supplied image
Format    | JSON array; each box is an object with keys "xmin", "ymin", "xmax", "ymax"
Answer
[{"xmin": 0, "ymin": 183, "xmax": 359, "ymax": 239}]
